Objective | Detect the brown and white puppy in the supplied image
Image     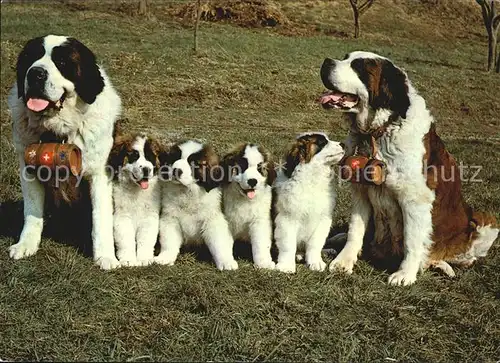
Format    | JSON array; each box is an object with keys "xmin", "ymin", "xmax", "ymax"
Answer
[
  {"xmin": 221, "ymin": 143, "xmax": 276, "ymax": 269},
  {"xmin": 320, "ymin": 51, "xmax": 499, "ymax": 284},
  {"xmin": 8, "ymin": 35, "xmax": 122, "ymax": 269},
  {"xmin": 274, "ymin": 133, "xmax": 344, "ymax": 273},
  {"xmin": 156, "ymin": 140, "xmax": 238, "ymax": 271},
  {"xmin": 108, "ymin": 133, "xmax": 161, "ymax": 266}
]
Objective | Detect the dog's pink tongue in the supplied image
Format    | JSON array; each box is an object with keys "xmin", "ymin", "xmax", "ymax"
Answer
[
  {"xmin": 140, "ymin": 180, "xmax": 149, "ymax": 190},
  {"xmin": 246, "ymin": 190, "xmax": 256, "ymax": 199},
  {"xmin": 27, "ymin": 98, "xmax": 50, "ymax": 112},
  {"xmin": 319, "ymin": 93, "xmax": 342, "ymax": 104}
]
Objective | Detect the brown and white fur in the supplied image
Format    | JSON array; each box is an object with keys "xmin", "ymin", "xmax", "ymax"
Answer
[
  {"xmin": 274, "ymin": 133, "xmax": 345, "ymax": 273},
  {"xmin": 221, "ymin": 143, "xmax": 276, "ymax": 269},
  {"xmin": 108, "ymin": 134, "xmax": 161, "ymax": 267},
  {"xmin": 8, "ymin": 35, "xmax": 122, "ymax": 269},
  {"xmin": 320, "ymin": 51, "xmax": 499, "ymax": 285},
  {"xmin": 156, "ymin": 140, "xmax": 238, "ymax": 270}
]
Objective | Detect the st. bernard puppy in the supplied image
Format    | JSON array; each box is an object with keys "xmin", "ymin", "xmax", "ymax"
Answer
[
  {"xmin": 274, "ymin": 133, "xmax": 345, "ymax": 273},
  {"xmin": 221, "ymin": 143, "xmax": 276, "ymax": 269},
  {"xmin": 320, "ymin": 51, "xmax": 499, "ymax": 285},
  {"xmin": 108, "ymin": 134, "xmax": 161, "ymax": 267},
  {"xmin": 8, "ymin": 35, "xmax": 122, "ymax": 269},
  {"xmin": 156, "ymin": 140, "xmax": 238, "ymax": 270}
]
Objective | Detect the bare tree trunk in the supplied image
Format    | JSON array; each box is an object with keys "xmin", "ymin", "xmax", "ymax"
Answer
[
  {"xmin": 193, "ymin": 0, "xmax": 202, "ymax": 53},
  {"xmin": 138, "ymin": 0, "xmax": 149, "ymax": 16},
  {"xmin": 496, "ymin": 45, "xmax": 500, "ymax": 72},
  {"xmin": 487, "ymin": 31, "xmax": 496, "ymax": 70},
  {"xmin": 353, "ymin": 9, "xmax": 360, "ymax": 38},
  {"xmin": 478, "ymin": 0, "xmax": 500, "ymax": 72},
  {"xmin": 349, "ymin": 0, "xmax": 375, "ymax": 39}
]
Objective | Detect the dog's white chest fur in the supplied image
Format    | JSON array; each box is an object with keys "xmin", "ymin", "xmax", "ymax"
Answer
[
  {"xmin": 274, "ymin": 162, "xmax": 337, "ymax": 273},
  {"xmin": 223, "ymin": 183, "xmax": 272, "ymax": 240}
]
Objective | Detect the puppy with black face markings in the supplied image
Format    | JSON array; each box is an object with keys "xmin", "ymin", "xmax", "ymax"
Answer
[
  {"xmin": 274, "ymin": 133, "xmax": 345, "ymax": 273},
  {"xmin": 156, "ymin": 140, "xmax": 238, "ymax": 271},
  {"xmin": 221, "ymin": 143, "xmax": 276, "ymax": 269},
  {"xmin": 108, "ymin": 134, "xmax": 162, "ymax": 267}
]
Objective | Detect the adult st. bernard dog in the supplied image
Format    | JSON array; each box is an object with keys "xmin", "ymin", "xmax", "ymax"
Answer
[
  {"xmin": 320, "ymin": 51, "xmax": 499, "ymax": 285},
  {"xmin": 8, "ymin": 35, "xmax": 122, "ymax": 269}
]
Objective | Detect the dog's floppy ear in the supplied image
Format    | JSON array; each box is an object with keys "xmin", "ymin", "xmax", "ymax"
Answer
[
  {"xmin": 350, "ymin": 58, "xmax": 410, "ymax": 119},
  {"xmin": 144, "ymin": 137, "xmax": 162, "ymax": 172},
  {"xmin": 284, "ymin": 139, "xmax": 312, "ymax": 179},
  {"xmin": 265, "ymin": 160, "xmax": 277, "ymax": 186},
  {"xmin": 257, "ymin": 146, "xmax": 276, "ymax": 186},
  {"xmin": 380, "ymin": 60, "xmax": 410, "ymax": 119},
  {"xmin": 195, "ymin": 145, "xmax": 222, "ymax": 192},
  {"xmin": 220, "ymin": 144, "xmax": 246, "ymax": 184},
  {"xmin": 107, "ymin": 135, "xmax": 130, "ymax": 179},
  {"xmin": 65, "ymin": 37, "xmax": 104, "ymax": 104}
]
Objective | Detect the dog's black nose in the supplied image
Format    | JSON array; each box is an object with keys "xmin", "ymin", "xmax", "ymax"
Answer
[
  {"xmin": 142, "ymin": 167, "xmax": 150, "ymax": 177},
  {"xmin": 172, "ymin": 168, "xmax": 183, "ymax": 178},
  {"xmin": 27, "ymin": 67, "xmax": 48, "ymax": 87},
  {"xmin": 247, "ymin": 178, "xmax": 257, "ymax": 188},
  {"xmin": 340, "ymin": 142, "xmax": 346, "ymax": 149}
]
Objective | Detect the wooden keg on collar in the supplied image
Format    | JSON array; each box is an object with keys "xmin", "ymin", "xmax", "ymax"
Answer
[
  {"xmin": 24, "ymin": 142, "xmax": 82, "ymax": 177},
  {"xmin": 339, "ymin": 135, "xmax": 387, "ymax": 186}
]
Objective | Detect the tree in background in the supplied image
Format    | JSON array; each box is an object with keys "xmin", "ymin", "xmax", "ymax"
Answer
[
  {"xmin": 138, "ymin": 0, "xmax": 150, "ymax": 17},
  {"xmin": 194, "ymin": 0, "xmax": 202, "ymax": 53},
  {"xmin": 476, "ymin": 0, "xmax": 500, "ymax": 72},
  {"xmin": 348, "ymin": 0, "xmax": 375, "ymax": 38}
]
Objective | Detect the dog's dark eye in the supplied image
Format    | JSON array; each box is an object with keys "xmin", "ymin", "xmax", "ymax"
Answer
[{"xmin": 128, "ymin": 150, "xmax": 139, "ymax": 163}]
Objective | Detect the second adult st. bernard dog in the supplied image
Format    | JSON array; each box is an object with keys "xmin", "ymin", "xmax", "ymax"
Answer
[
  {"xmin": 221, "ymin": 143, "xmax": 276, "ymax": 269},
  {"xmin": 320, "ymin": 51, "xmax": 499, "ymax": 285},
  {"xmin": 8, "ymin": 35, "xmax": 122, "ymax": 269},
  {"xmin": 274, "ymin": 133, "xmax": 344, "ymax": 273}
]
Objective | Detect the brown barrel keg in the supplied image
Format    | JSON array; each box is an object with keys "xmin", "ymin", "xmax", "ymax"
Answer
[
  {"xmin": 340, "ymin": 156, "xmax": 386, "ymax": 186},
  {"xmin": 24, "ymin": 143, "xmax": 82, "ymax": 177}
]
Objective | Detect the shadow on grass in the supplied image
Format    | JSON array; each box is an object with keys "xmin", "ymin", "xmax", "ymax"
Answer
[
  {"xmin": 0, "ymin": 181, "xmax": 94, "ymax": 258},
  {"xmin": 0, "ymin": 185, "xmax": 403, "ymax": 272}
]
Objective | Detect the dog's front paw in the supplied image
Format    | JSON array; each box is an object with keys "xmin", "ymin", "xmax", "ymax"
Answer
[
  {"xmin": 95, "ymin": 256, "xmax": 120, "ymax": 270},
  {"xmin": 119, "ymin": 258, "xmax": 139, "ymax": 267},
  {"xmin": 136, "ymin": 258, "xmax": 155, "ymax": 267},
  {"xmin": 154, "ymin": 253, "xmax": 177, "ymax": 266},
  {"xmin": 388, "ymin": 269, "xmax": 417, "ymax": 286},
  {"xmin": 276, "ymin": 261, "xmax": 296, "ymax": 273},
  {"xmin": 216, "ymin": 259, "xmax": 238, "ymax": 271},
  {"xmin": 307, "ymin": 259, "xmax": 327, "ymax": 272},
  {"xmin": 254, "ymin": 259, "xmax": 276, "ymax": 270},
  {"xmin": 329, "ymin": 252, "xmax": 357, "ymax": 274},
  {"xmin": 9, "ymin": 241, "xmax": 39, "ymax": 260}
]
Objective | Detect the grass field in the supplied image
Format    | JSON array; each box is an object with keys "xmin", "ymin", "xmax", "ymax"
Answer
[{"xmin": 1, "ymin": 1, "xmax": 500, "ymax": 361}]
